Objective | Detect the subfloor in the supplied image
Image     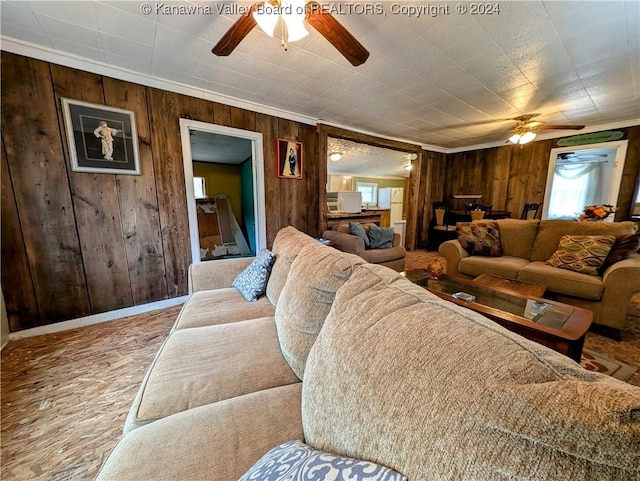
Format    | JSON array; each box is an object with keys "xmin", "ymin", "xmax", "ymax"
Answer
[{"xmin": 1, "ymin": 251, "xmax": 639, "ymax": 480}]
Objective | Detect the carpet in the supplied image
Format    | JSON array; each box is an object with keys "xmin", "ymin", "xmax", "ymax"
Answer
[{"xmin": 580, "ymin": 349, "xmax": 637, "ymax": 382}]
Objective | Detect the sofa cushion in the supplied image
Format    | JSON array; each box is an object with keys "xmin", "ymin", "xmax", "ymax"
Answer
[
  {"xmin": 530, "ymin": 220, "xmax": 637, "ymax": 262},
  {"xmin": 97, "ymin": 384, "xmax": 304, "ymax": 481},
  {"xmin": 518, "ymin": 261, "xmax": 604, "ymax": 300},
  {"xmin": 266, "ymin": 226, "xmax": 318, "ymax": 306},
  {"xmin": 495, "ymin": 219, "xmax": 540, "ymax": 259},
  {"xmin": 360, "ymin": 246, "xmax": 406, "ymax": 264},
  {"xmin": 600, "ymin": 233, "xmax": 640, "ymax": 273},
  {"xmin": 459, "ymin": 255, "xmax": 529, "ymax": 280},
  {"xmin": 232, "ymin": 248, "xmax": 276, "ymax": 302},
  {"xmin": 368, "ymin": 224, "xmax": 395, "ymax": 249},
  {"xmin": 546, "ymin": 235, "xmax": 616, "ymax": 276},
  {"xmin": 173, "ymin": 288, "xmax": 275, "ymax": 330},
  {"xmin": 275, "ymin": 243, "xmax": 364, "ymax": 379},
  {"xmin": 349, "ymin": 221, "xmax": 370, "ymax": 248},
  {"xmin": 303, "ymin": 263, "xmax": 640, "ymax": 481},
  {"xmin": 456, "ymin": 220, "xmax": 502, "ymax": 256},
  {"xmin": 239, "ymin": 440, "xmax": 407, "ymax": 481},
  {"xmin": 125, "ymin": 317, "xmax": 299, "ymax": 432}
]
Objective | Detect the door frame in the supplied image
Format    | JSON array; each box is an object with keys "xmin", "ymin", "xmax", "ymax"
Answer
[
  {"xmin": 542, "ymin": 140, "xmax": 628, "ymax": 220},
  {"xmin": 179, "ymin": 119, "xmax": 266, "ymax": 264}
]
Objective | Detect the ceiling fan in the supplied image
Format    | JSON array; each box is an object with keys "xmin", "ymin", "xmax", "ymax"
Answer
[
  {"xmin": 508, "ymin": 114, "xmax": 585, "ymax": 145},
  {"xmin": 212, "ymin": 1, "xmax": 370, "ymax": 66}
]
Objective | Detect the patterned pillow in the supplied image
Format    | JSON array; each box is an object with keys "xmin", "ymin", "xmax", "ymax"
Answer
[
  {"xmin": 456, "ymin": 221, "xmax": 502, "ymax": 257},
  {"xmin": 232, "ymin": 249, "xmax": 276, "ymax": 302},
  {"xmin": 368, "ymin": 224, "xmax": 395, "ymax": 249},
  {"xmin": 349, "ymin": 221, "xmax": 370, "ymax": 248},
  {"xmin": 239, "ymin": 440, "xmax": 407, "ymax": 481},
  {"xmin": 546, "ymin": 235, "xmax": 616, "ymax": 276}
]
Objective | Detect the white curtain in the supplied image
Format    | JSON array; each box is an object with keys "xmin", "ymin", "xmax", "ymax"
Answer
[{"xmin": 547, "ymin": 163, "xmax": 603, "ymax": 219}]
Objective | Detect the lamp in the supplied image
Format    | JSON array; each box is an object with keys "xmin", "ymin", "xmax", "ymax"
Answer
[
  {"xmin": 253, "ymin": 0, "xmax": 309, "ymax": 49},
  {"xmin": 329, "ymin": 152, "xmax": 342, "ymax": 161},
  {"xmin": 404, "ymin": 161, "xmax": 412, "ymax": 171},
  {"xmin": 508, "ymin": 130, "xmax": 536, "ymax": 145}
]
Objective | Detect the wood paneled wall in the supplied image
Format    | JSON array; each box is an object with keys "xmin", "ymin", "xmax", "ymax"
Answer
[
  {"xmin": 1, "ymin": 52, "xmax": 319, "ymax": 332},
  {"xmin": 440, "ymin": 127, "xmax": 640, "ymax": 222}
]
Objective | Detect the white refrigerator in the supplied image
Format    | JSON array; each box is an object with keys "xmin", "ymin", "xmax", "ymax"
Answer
[{"xmin": 378, "ymin": 187, "xmax": 405, "ymax": 244}]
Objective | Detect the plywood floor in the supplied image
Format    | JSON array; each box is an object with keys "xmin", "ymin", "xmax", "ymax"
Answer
[{"xmin": 1, "ymin": 305, "xmax": 181, "ymax": 481}]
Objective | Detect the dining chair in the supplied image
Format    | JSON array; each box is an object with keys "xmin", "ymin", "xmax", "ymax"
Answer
[{"xmin": 521, "ymin": 202, "xmax": 542, "ymax": 220}]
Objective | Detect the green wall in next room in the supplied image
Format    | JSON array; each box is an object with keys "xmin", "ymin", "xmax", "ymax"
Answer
[{"xmin": 352, "ymin": 176, "xmax": 407, "ymax": 189}]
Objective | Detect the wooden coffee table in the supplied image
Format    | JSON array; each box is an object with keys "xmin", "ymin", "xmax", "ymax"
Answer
[{"xmin": 404, "ymin": 271, "xmax": 592, "ymax": 362}]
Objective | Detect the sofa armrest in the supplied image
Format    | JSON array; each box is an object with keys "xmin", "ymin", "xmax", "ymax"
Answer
[
  {"xmin": 598, "ymin": 254, "xmax": 640, "ymax": 330},
  {"xmin": 439, "ymin": 240, "xmax": 469, "ymax": 276},
  {"xmin": 321, "ymin": 230, "xmax": 366, "ymax": 256},
  {"xmin": 188, "ymin": 257, "xmax": 254, "ymax": 294},
  {"xmin": 392, "ymin": 233, "xmax": 401, "ymax": 247}
]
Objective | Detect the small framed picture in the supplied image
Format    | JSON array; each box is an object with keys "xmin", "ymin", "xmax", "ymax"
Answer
[
  {"xmin": 61, "ymin": 98, "xmax": 141, "ymax": 175},
  {"xmin": 276, "ymin": 138, "xmax": 302, "ymax": 179}
]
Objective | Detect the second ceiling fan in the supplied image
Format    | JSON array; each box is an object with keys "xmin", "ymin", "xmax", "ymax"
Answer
[
  {"xmin": 508, "ymin": 114, "xmax": 585, "ymax": 145},
  {"xmin": 212, "ymin": 0, "xmax": 370, "ymax": 66}
]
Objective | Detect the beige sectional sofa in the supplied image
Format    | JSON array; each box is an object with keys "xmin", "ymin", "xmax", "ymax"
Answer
[
  {"xmin": 440, "ymin": 219, "xmax": 640, "ymax": 338},
  {"xmin": 96, "ymin": 226, "xmax": 640, "ymax": 481}
]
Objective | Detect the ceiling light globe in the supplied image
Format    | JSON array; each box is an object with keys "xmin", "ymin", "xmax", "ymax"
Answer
[
  {"xmin": 329, "ymin": 152, "xmax": 341, "ymax": 161},
  {"xmin": 509, "ymin": 133, "xmax": 521, "ymax": 144},
  {"xmin": 520, "ymin": 131, "xmax": 536, "ymax": 144}
]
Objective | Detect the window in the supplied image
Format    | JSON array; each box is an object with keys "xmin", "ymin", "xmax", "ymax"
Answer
[
  {"xmin": 193, "ymin": 177, "xmax": 207, "ymax": 199},
  {"xmin": 356, "ymin": 182, "xmax": 378, "ymax": 206}
]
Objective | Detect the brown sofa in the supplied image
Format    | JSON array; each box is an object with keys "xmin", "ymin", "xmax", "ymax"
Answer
[
  {"xmin": 96, "ymin": 226, "xmax": 640, "ymax": 481},
  {"xmin": 439, "ymin": 219, "xmax": 640, "ymax": 338},
  {"xmin": 321, "ymin": 223, "xmax": 406, "ymax": 271}
]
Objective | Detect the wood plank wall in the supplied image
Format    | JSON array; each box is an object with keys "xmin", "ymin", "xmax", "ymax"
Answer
[
  {"xmin": 416, "ymin": 128, "xmax": 640, "ymax": 245},
  {"xmin": 1, "ymin": 52, "xmax": 319, "ymax": 332}
]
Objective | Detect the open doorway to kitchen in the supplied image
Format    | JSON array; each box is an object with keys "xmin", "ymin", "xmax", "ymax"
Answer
[{"xmin": 180, "ymin": 119, "xmax": 266, "ymax": 263}]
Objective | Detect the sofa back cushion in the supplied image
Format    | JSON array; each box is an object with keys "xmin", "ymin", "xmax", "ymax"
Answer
[
  {"xmin": 275, "ymin": 243, "xmax": 364, "ymax": 379},
  {"xmin": 302, "ymin": 263, "xmax": 640, "ymax": 481},
  {"xmin": 530, "ymin": 220, "xmax": 637, "ymax": 262},
  {"xmin": 266, "ymin": 227, "xmax": 318, "ymax": 306},
  {"xmin": 495, "ymin": 219, "xmax": 540, "ymax": 258}
]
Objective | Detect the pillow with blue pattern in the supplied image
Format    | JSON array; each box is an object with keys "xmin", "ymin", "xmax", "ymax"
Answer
[
  {"xmin": 368, "ymin": 224, "xmax": 395, "ymax": 249},
  {"xmin": 232, "ymin": 249, "xmax": 276, "ymax": 302},
  {"xmin": 239, "ymin": 440, "xmax": 407, "ymax": 481},
  {"xmin": 349, "ymin": 221, "xmax": 370, "ymax": 248}
]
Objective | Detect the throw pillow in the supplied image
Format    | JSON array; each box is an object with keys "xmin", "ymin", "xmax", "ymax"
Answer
[
  {"xmin": 456, "ymin": 221, "xmax": 502, "ymax": 257},
  {"xmin": 546, "ymin": 235, "xmax": 616, "ymax": 276},
  {"xmin": 349, "ymin": 221, "xmax": 370, "ymax": 248},
  {"xmin": 368, "ymin": 224, "xmax": 395, "ymax": 249},
  {"xmin": 232, "ymin": 249, "xmax": 276, "ymax": 302},
  {"xmin": 238, "ymin": 440, "xmax": 407, "ymax": 481},
  {"xmin": 599, "ymin": 233, "xmax": 640, "ymax": 273}
]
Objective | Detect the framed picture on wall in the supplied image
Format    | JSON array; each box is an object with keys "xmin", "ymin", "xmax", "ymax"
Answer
[
  {"xmin": 276, "ymin": 138, "xmax": 302, "ymax": 179},
  {"xmin": 61, "ymin": 98, "xmax": 141, "ymax": 175}
]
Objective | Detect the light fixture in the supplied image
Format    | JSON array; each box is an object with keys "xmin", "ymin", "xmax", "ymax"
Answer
[
  {"xmin": 404, "ymin": 162, "xmax": 412, "ymax": 171},
  {"xmin": 253, "ymin": 0, "xmax": 309, "ymax": 50},
  {"xmin": 329, "ymin": 152, "xmax": 342, "ymax": 161},
  {"xmin": 509, "ymin": 130, "xmax": 537, "ymax": 145}
]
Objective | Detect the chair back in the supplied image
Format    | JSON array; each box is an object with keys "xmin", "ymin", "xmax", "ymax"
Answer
[{"xmin": 521, "ymin": 202, "xmax": 542, "ymax": 220}]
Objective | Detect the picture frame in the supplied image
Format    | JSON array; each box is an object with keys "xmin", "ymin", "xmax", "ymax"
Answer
[
  {"xmin": 276, "ymin": 138, "xmax": 302, "ymax": 179},
  {"xmin": 61, "ymin": 98, "xmax": 141, "ymax": 175}
]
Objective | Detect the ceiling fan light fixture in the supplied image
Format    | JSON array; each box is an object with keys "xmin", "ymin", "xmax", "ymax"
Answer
[
  {"xmin": 253, "ymin": 6, "xmax": 279, "ymax": 37},
  {"xmin": 329, "ymin": 152, "xmax": 342, "ymax": 161},
  {"xmin": 509, "ymin": 131, "xmax": 536, "ymax": 145},
  {"xmin": 281, "ymin": 0, "xmax": 309, "ymax": 42}
]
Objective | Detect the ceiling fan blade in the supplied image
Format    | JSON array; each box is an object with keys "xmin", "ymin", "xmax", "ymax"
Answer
[
  {"xmin": 536, "ymin": 124, "xmax": 585, "ymax": 131},
  {"xmin": 306, "ymin": 2, "xmax": 369, "ymax": 66},
  {"xmin": 212, "ymin": 3, "xmax": 259, "ymax": 56}
]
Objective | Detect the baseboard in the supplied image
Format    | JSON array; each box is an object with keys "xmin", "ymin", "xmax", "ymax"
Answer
[{"xmin": 8, "ymin": 296, "xmax": 188, "ymax": 341}]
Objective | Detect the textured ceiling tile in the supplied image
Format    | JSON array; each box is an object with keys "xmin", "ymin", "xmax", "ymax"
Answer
[
  {"xmin": 48, "ymin": 37, "xmax": 106, "ymax": 63},
  {"xmin": 29, "ymin": 0, "xmax": 99, "ymax": 29},
  {"xmin": 426, "ymin": 65, "xmax": 484, "ymax": 96},
  {"xmin": 153, "ymin": 48, "xmax": 200, "ymax": 75},
  {"xmin": 154, "ymin": 23, "xmax": 207, "ymax": 60},
  {"xmin": 98, "ymin": 0, "xmax": 159, "ymax": 20},
  {"xmin": 104, "ymin": 52, "xmax": 153, "ymax": 76},
  {"xmin": 37, "ymin": 15, "xmax": 103, "ymax": 50},
  {"xmin": 439, "ymin": 30, "xmax": 499, "ymax": 64},
  {"xmin": 419, "ymin": 13, "xmax": 481, "ymax": 49},
  {"xmin": 1, "ymin": 2, "xmax": 44, "ymax": 33},
  {"xmin": 101, "ymin": 34, "xmax": 153, "ymax": 64},
  {"xmin": 1, "ymin": 25, "xmax": 51, "ymax": 48},
  {"xmin": 94, "ymin": 3, "xmax": 156, "ymax": 46}
]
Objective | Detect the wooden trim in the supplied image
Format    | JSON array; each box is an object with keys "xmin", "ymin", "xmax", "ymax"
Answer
[{"xmin": 318, "ymin": 123, "xmax": 420, "ymax": 152}]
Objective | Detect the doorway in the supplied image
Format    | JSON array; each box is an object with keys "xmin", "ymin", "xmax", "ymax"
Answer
[
  {"xmin": 542, "ymin": 141, "xmax": 628, "ymax": 220},
  {"xmin": 180, "ymin": 119, "xmax": 266, "ymax": 264}
]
